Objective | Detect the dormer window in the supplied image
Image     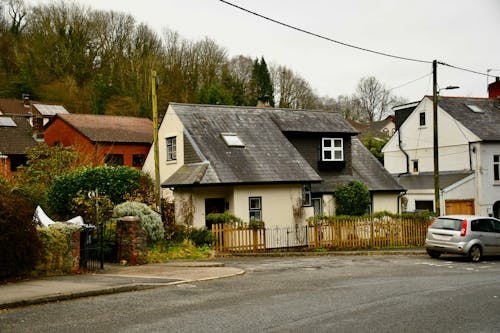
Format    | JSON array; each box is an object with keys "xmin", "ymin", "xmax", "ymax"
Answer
[
  {"xmin": 221, "ymin": 133, "xmax": 245, "ymax": 147},
  {"xmin": 322, "ymin": 138, "xmax": 343, "ymax": 161}
]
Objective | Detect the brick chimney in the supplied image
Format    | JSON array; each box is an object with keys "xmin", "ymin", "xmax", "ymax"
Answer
[
  {"xmin": 488, "ymin": 77, "xmax": 500, "ymax": 99},
  {"xmin": 256, "ymin": 95, "xmax": 271, "ymax": 108},
  {"xmin": 32, "ymin": 116, "xmax": 44, "ymax": 142}
]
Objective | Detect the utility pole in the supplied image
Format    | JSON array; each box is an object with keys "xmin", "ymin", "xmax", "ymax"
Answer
[
  {"xmin": 433, "ymin": 60, "xmax": 440, "ymax": 216},
  {"xmin": 151, "ymin": 71, "xmax": 161, "ymax": 212}
]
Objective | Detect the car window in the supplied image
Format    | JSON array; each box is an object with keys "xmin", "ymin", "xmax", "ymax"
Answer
[
  {"xmin": 490, "ymin": 219, "xmax": 500, "ymax": 233},
  {"xmin": 471, "ymin": 219, "xmax": 493, "ymax": 233},
  {"xmin": 431, "ymin": 218, "xmax": 463, "ymax": 231}
]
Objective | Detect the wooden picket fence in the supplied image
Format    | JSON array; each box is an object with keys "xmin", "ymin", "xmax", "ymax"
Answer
[
  {"xmin": 307, "ymin": 217, "xmax": 428, "ymax": 249},
  {"xmin": 212, "ymin": 223, "xmax": 266, "ymax": 252},
  {"xmin": 211, "ymin": 217, "xmax": 429, "ymax": 252}
]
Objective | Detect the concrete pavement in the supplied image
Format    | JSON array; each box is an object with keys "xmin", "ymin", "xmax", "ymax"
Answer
[{"xmin": 0, "ymin": 261, "xmax": 245, "ymax": 310}]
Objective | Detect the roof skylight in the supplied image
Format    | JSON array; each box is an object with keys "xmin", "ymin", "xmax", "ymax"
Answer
[
  {"xmin": 465, "ymin": 104, "xmax": 484, "ymax": 113},
  {"xmin": 221, "ymin": 133, "xmax": 245, "ymax": 147},
  {"xmin": 0, "ymin": 117, "xmax": 16, "ymax": 127}
]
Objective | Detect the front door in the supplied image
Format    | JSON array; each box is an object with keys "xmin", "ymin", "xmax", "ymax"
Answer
[{"xmin": 205, "ymin": 198, "xmax": 225, "ymax": 229}]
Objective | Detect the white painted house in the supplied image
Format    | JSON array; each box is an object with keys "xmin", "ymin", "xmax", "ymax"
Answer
[
  {"xmin": 382, "ymin": 79, "xmax": 500, "ymax": 217},
  {"xmin": 143, "ymin": 103, "xmax": 404, "ymax": 229}
]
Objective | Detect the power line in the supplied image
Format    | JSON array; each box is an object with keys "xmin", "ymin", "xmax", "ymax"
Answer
[
  {"xmin": 218, "ymin": 0, "xmax": 431, "ymax": 64},
  {"xmin": 218, "ymin": 0, "xmax": 492, "ymax": 78},
  {"xmin": 389, "ymin": 72, "xmax": 432, "ymax": 91},
  {"xmin": 438, "ymin": 61, "xmax": 489, "ymax": 77}
]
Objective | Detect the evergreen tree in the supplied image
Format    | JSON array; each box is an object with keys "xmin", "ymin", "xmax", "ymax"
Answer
[{"xmin": 250, "ymin": 57, "xmax": 274, "ymax": 107}]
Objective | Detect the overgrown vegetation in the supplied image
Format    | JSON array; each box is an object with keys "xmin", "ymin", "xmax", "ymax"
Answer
[
  {"xmin": 36, "ymin": 222, "xmax": 81, "ymax": 276},
  {"xmin": 334, "ymin": 181, "xmax": 371, "ymax": 216},
  {"xmin": 47, "ymin": 166, "xmax": 155, "ymax": 220},
  {"xmin": 0, "ymin": 184, "xmax": 41, "ymax": 279}
]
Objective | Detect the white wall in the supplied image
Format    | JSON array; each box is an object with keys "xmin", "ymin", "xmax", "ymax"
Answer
[
  {"xmin": 383, "ymin": 98, "xmax": 479, "ymax": 174},
  {"xmin": 173, "ymin": 184, "xmax": 308, "ymax": 229},
  {"xmin": 233, "ymin": 184, "xmax": 307, "ymax": 228},
  {"xmin": 143, "ymin": 104, "xmax": 185, "ymax": 185},
  {"xmin": 474, "ymin": 143, "xmax": 500, "ymax": 216},
  {"xmin": 372, "ymin": 192, "xmax": 400, "ymax": 213}
]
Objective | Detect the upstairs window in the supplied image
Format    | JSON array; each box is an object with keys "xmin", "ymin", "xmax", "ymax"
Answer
[
  {"xmin": 322, "ymin": 138, "xmax": 343, "ymax": 161},
  {"xmin": 494, "ymin": 155, "xmax": 500, "ymax": 182},
  {"xmin": 166, "ymin": 137, "xmax": 177, "ymax": 161},
  {"xmin": 419, "ymin": 112, "xmax": 426, "ymax": 126}
]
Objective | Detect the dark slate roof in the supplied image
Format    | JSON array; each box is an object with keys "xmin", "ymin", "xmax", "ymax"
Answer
[
  {"xmin": 55, "ymin": 114, "xmax": 153, "ymax": 144},
  {"xmin": 163, "ymin": 104, "xmax": 322, "ymax": 186},
  {"xmin": 398, "ymin": 171, "xmax": 473, "ymax": 190},
  {"xmin": 162, "ymin": 103, "xmax": 402, "ymax": 192},
  {"xmin": 436, "ymin": 97, "xmax": 500, "ymax": 141},
  {"xmin": 0, "ymin": 115, "xmax": 38, "ymax": 154},
  {"xmin": 312, "ymin": 137, "xmax": 405, "ymax": 193},
  {"xmin": 270, "ymin": 108, "xmax": 358, "ymax": 134}
]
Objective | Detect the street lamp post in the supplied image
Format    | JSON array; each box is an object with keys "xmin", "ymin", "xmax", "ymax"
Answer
[{"xmin": 432, "ymin": 60, "xmax": 459, "ymax": 216}]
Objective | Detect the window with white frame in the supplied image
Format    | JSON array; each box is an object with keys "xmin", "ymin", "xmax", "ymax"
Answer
[
  {"xmin": 494, "ymin": 155, "xmax": 500, "ymax": 182},
  {"xmin": 322, "ymin": 138, "xmax": 343, "ymax": 161},
  {"xmin": 249, "ymin": 197, "xmax": 262, "ymax": 221},
  {"xmin": 166, "ymin": 136, "xmax": 177, "ymax": 161}
]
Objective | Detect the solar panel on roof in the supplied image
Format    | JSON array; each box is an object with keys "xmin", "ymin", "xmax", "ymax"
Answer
[
  {"xmin": 0, "ymin": 117, "xmax": 16, "ymax": 127},
  {"xmin": 32, "ymin": 103, "xmax": 69, "ymax": 116}
]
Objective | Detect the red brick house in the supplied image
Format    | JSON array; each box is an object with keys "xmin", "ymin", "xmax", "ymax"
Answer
[{"xmin": 44, "ymin": 114, "xmax": 153, "ymax": 169}]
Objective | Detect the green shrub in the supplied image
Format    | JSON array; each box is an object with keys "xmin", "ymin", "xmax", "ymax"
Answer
[
  {"xmin": 113, "ymin": 201, "xmax": 164, "ymax": 242},
  {"xmin": 334, "ymin": 181, "xmax": 371, "ymax": 216},
  {"xmin": 206, "ymin": 212, "xmax": 242, "ymax": 225},
  {"xmin": 188, "ymin": 228, "xmax": 214, "ymax": 247},
  {"xmin": 47, "ymin": 166, "xmax": 153, "ymax": 220},
  {"xmin": 0, "ymin": 185, "xmax": 41, "ymax": 279},
  {"xmin": 248, "ymin": 220, "xmax": 265, "ymax": 229}
]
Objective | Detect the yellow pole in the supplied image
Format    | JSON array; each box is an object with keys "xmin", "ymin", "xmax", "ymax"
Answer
[{"xmin": 151, "ymin": 71, "xmax": 161, "ymax": 211}]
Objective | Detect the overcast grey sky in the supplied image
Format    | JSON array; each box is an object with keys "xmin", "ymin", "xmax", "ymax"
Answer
[{"xmin": 39, "ymin": 0, "xmax": 500, "ymax": 101}]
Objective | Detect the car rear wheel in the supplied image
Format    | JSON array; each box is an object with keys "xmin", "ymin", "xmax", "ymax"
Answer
[
  {"xmin": 426, "ymin": 249, "xmax": 441, "ymax": 259},
  {"xmin": 468, "ymin": 245, "xmax": 482, "ymax": 262}
]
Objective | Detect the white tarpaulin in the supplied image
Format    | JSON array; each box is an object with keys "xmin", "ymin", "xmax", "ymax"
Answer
[{"xmin": 34, "ymin": 206, "xmax": 86, "ymax": 227}]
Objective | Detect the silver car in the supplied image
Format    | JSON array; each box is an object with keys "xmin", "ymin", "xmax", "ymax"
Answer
[{"xmin": 425, "ymin": 215, "xmax": 500, "ymax": 262}]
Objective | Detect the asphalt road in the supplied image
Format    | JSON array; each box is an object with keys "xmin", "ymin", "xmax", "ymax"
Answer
[{"xmin": 1, "ymin": 255, "xmax": 499, "ymax": 333}]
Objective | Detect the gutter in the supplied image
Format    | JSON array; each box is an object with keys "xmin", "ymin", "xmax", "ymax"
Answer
[{"xmin": 397, "ymin": 128, "xmax": 410, "ymax": 175}]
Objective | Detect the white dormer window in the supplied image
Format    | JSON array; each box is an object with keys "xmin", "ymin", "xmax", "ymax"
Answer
[
  {"xmin": 322, "ymin": 138, "xmax": 343, "ymax": 161},
  {"xmin": 221, "ymin": 133, "xmax": 245, "ymax": 147}
]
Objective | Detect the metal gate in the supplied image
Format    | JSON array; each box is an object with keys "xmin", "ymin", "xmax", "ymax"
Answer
[{"xmin": 80, "ymin": 224, "xmax": 104, "ymax": 271}]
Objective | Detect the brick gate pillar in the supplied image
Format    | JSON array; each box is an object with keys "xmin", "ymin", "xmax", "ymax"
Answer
[{"xmin": 116, "ymin": 216, "xmax": 147, "ymax": 265}]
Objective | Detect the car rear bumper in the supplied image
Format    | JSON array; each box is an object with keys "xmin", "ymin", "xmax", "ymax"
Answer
[{"xmin": 425, "ymin": 239, "xmax": 468, "ymax": 255}]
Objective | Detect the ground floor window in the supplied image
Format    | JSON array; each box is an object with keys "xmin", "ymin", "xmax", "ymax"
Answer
[
  {"xmin": 415, "ymin": 200, "xmax": 434, "ymax": 212},
  {"xmin": 312, "ymin": 197, "xmax": 322, "ymax": 216},
  {"xmin": 249, "ymin": 197, "xmax": 262, "ymax": 221}
]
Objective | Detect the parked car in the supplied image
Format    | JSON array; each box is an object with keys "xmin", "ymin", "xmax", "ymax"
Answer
[{"xmin": 425, "ymin": 215, "xmax": 500, "ymax": 262}]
